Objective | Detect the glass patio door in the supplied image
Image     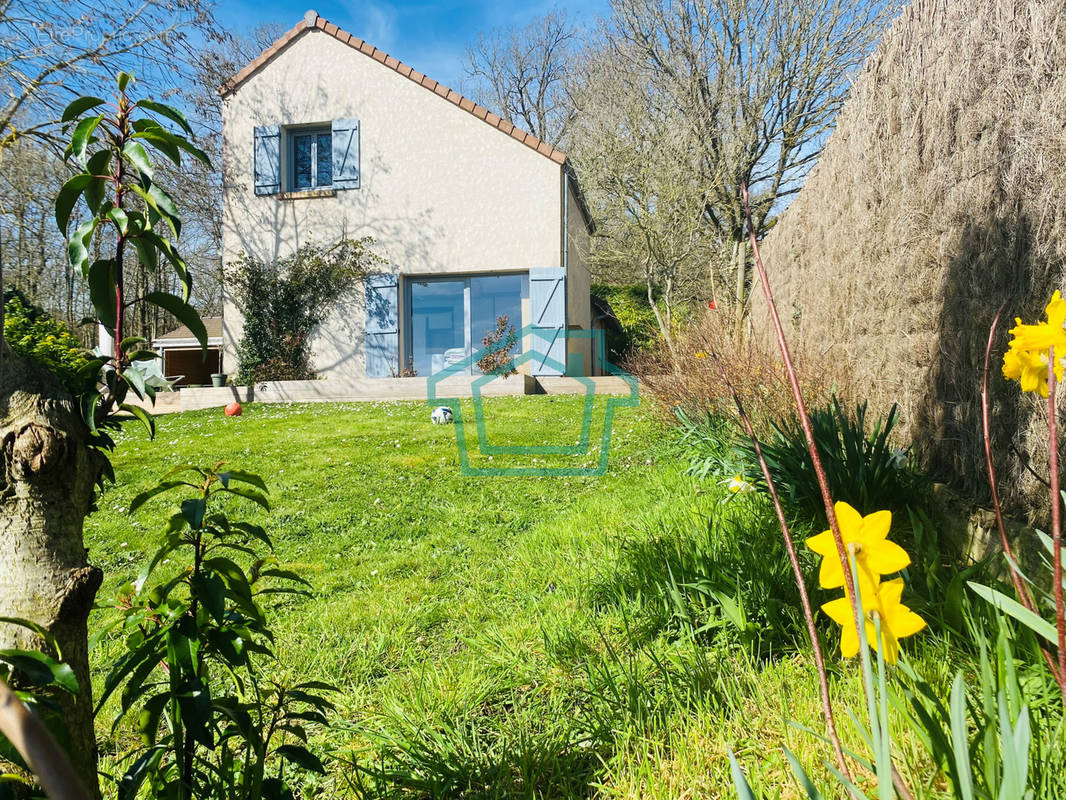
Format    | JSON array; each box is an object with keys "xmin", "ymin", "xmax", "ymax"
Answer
[
  {"xmin": 407, "ymin": 274, "xmax": 527, "ymax": 376},
  {"xmin": 408, "ymin": 278, "xmax": 468, "ymax": 377}
]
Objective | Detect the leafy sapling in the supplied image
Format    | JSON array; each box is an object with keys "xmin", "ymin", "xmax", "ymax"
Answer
[
  {"xmin": 96, "ymin": 464, "xmax": 336, "ymax": 800},
  {"xmin": 57, "ymin": 72, "xmax": 211, "ymax": 461}
]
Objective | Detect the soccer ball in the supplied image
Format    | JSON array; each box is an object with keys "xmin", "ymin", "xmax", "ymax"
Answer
[{"xmin": 431, "ymin": 406, "xmax": 454, "ymax": 425}]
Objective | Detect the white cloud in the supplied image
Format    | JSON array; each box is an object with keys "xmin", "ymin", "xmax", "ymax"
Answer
[{"xmin": 341, "ymin": 0, "xmax": 399, "ymax": 49}]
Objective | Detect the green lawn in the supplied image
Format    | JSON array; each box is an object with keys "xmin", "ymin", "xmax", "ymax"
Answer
[{"xmin": 84, "ymin": 395, "xmax": 959, "ymax": 799}]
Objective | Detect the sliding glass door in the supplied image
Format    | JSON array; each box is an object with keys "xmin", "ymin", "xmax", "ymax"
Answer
[
  {"xmin": 407, "ymin": 273, "xmax": 526, "ymax": 376},
  {"xmin": 408, "ymin": 278, "xmax": 467, "ymax": 377}
]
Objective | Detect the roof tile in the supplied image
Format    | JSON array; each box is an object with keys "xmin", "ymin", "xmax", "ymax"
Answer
[{"xmin": 218, "ymin": 14, "xmax": 567, "ymax": 164}]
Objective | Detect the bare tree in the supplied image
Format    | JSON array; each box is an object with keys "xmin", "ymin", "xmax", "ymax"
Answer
[
  {"xmin": 0, "ymin": 5, "xmax": 259, "ymax": 341},
  {"xmin": 0, "ymin": 141, "xmax": 76, "ymax": 322},
  {"xmin": 569, "ymin": 47, "xmax": 718, "ymax": 357},
  {"xmin": 0, "ymin": 0, "xmax": 218, "ymax": 145},
  {"xmin": 461, "ymin": 9, "xmax": 579, "ymax": 147},
  {"xmin": 606, "ymin": 0, "xmax": 899, "ymax": 333},
  {"xmin": 173, "ymin": 23, "xmax": 287, "ymax": 319}
]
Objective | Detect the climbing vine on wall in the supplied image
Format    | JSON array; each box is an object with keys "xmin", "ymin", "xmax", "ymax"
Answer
[{"xmin": 229, "ymin": 238, "xmax": 382, "ymax": 382}]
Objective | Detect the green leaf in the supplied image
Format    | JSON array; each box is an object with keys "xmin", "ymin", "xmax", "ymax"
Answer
[
  {"xmin": 131, "ymin": 119, "xmax": 182, "ymax": 167},
  {"xmin": 87, "ymin": 259, "xmax": 117, "ymax": 330},
  {"xmin": 141, "ymin": 232, "xmax": 190, "ymax": 301},
  {"xmin": 782, "ymin": 747, "xmax": 825, "ymax": 800},
  {"xmin": 728, "ymin": 750, "xmax": 759, "ymax": 800},
  {"xmin": 119, "ymin": 403, "xmax": 155, "ymax": 439},
  {"xmin": 176, "ymin": 677, "xmax": 214, "ymax": 748},
  {"xmin": 80, "ymin": 391, "xmax": 102, "ymax": 432},
  {"xmin": 181, "ymin": 497, "xmax": 207, "ymax": 530},
  {"xmin": 67, "ymin": 218, "xmax": 98, "ymax": 277},
  {"xmin": 0, "ymin": 617, "xmax": 57, "ymax": 650},
  {"xmin": 0, "ymin": 649, "xmax": 78, "ymax": 694},
  {"xmin": 144, "ymin": 292, "xmax": 206, "ymax": 350},
  {"xmin": 61, "ymin": 96, "xmax": 107, "ymax": 122},
  {"xmin": 117, "ymin": 72, "xmax": 132, "ymax": 93},
  {"xmin": 220, "ymin": 484, "xmax": 270, "ymax": 510},
  {"xmin": 203, "ymin": 558, "xmax": 253, "ymax": 598},
  {"xmin": 118, "ymin": 745, "xmax": 164, "ymax": 800},
  {"xmin": 55, "ymin": 174, "xmax": 93, "ymax": 234},
  {"xmin": 171, "ymin": 135, "xmax": 212, "ymax": 170},
  {"xmin": 218, "ymin": 469, "xmax": 267, "ymax": 492},
  {"xmin": 146, "ymin": 180, "xmax": 181, "ymax": 238},
  {"xmin": 258, "ymin": 569, "xmax": 310, "ymax": 588},
  {"xmin": 84, "ymin": 150, "xmax": 112, "ymax": 212},
  {"xmin": 129, "ymin": 481, "xmax": 194, "ymax": 515},
  {"xmin": 131, "ymin": 236, "xmax": 160, "ymax": 275},
  {"xmin": 191, "ymin": 573, "xmax": 226, "ymax": 624},
  {"xmin": 121, "ymin": 364, "xmax": 148, "ymax": 400},
  {"xmin": 136, "ymin": 693, "xmax": 170, "ymax": 746},
  {"xmin": 136, "ymin": 99, "xmax": 193, "ymax": 135},
  {"xmin": 276, "ymin": 744, "xmax": 325, "ymax": 775},
  {"xmin": 122, "ymin": 140, "xmax": 153, "ymax": 179},
  {"xmin": 293, "ymin": 680, "xmax": 339, "ymax": 693},
  {"xmin": 69, "ymin": 114, "xmax": 103, "ymax": 164},
  {"xmin": 967, "ymin": 582, "xmax": 1058, "ymax": 643},
  {"xmin": 950, "ymin": 674, "xmax": 975, "ymax": 800},
  {"xmin": 105, "ymin": 206, "xmax": 130, "ymax": 236}
]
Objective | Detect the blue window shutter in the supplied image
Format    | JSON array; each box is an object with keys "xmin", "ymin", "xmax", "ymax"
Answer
[
  {"xmin": 529, "ymin": 267, "xmax": 566, "ymax": 376},
  {"xmin": 253, "ymin": 125, "xmax": 281, "ymax": 195},
  {"xmin": 332, "ymin": 118, "xmax": 360, "ymax": 190},
  {"xmin": 365, "ymin": 273, "xmax": 398, "ymax": 377}
]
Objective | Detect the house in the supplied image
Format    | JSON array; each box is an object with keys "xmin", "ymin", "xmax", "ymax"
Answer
[
  {"xmin": 152, "ymin": 316, "xmax": 224, "ymax": 386},
  {"xmin": 219, "ymin": 9, "xmax": 596, "ymax": 382}
]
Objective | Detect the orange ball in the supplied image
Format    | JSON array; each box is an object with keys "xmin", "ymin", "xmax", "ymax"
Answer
[{"xmin": 224, "ymin": 402, "xmax": 242, "ymax": 417}]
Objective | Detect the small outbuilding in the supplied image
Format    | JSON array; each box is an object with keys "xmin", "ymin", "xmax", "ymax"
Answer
[{"xmin": 152, "ymin": 316, "xmax": 224, "ymax": 386}]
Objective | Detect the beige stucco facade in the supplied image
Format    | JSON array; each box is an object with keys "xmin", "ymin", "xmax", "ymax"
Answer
[{"xmin": 220, "ymin": 18, "xmax": 593, "ymax": 380}]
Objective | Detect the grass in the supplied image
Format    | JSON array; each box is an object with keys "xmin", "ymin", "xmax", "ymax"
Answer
[{"xmin": 84, "ymin": 395, "xmax": 972, "ymax": 799}]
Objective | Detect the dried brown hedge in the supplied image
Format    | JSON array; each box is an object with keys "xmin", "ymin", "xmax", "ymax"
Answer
[
  {"xmin": 629, "ymin": 308, "xmax": 837, "ymax": 435},
  {"xmin": 756, "ymin": 0, "xmax": 1066, "ymax": 516}
]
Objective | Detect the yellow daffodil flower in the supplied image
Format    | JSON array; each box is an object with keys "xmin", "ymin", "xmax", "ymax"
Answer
[
  {"xmin": 727, "ymin": 475, "xmax": 755, "ymax": 494},
  {"xmin": 822, "ymin": 577, "xmax": 926, "ymax": 664},
  {"xmin": 805, "ymin": 501, "xmax": 910, "ymax": 590},
  {"xmin": 1006, "ymin": 291, "xmax": 1066, "ymax": 351},
  {"xmin": 1003, "ymin": 292, "xmax": 1066, "ymax": 396},
  {"xmin": 1002, "ymin": 343, "xmax": 1062, "ymax": 397}
]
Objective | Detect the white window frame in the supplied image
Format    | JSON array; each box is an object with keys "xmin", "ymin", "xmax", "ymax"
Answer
[{"xmin": 287, "ymin": 126, "xmax": 332, "ymax": 191}]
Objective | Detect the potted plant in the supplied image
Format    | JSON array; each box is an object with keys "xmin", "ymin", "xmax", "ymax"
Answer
[{"xmin": 211, "ymin": 372, "xmax": 228, "ymax": 388}]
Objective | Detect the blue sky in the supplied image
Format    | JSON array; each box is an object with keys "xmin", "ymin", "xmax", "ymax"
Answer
[{"xmin": 214, "ymin": 1, "xmax": 609, "ymax": 91}]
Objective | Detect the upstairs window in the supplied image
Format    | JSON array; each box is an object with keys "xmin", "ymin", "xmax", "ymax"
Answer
[
  {"xmin": 253, "ymin": 119, "xmax": 360, "ymax": 196},
  {"xmin": 291, "ymin": 128, "xmax": 332, "ymax": 190}
]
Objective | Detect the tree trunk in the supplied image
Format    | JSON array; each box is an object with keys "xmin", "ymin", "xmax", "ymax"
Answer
[
  {"xmin": 0, "ymin": 341, "xmax": 102, "ymax": 799},
  {"xmin": 733, "ymin": 237, "xmax": 747, "ymax": 343},
  {"xmin": 645, "ymin": 275, "xmax": 676, "ymax": 364}
]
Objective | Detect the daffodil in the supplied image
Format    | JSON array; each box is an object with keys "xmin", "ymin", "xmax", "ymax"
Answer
[
  {"xmin": 1002, "ymin": 292, "xmax": 1066, "ymax": 396},
  {"xmin": 805, "ymin": 502, "xmax": 910, "ymax": 590},
  {"xmin": 727, "ymin": 475, "xmax": 754, "ymax": 494},
  {"xmin": 1002, "ymin": 344, "xmax": 1062, "ymax": 397},
  {"xmin": 822, "ymin": 577, "xmax": 926, "ymax": 664},
  {"xmin": 1006, "ymin": 291, "xmax": 1066, "ymax": 351}
]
